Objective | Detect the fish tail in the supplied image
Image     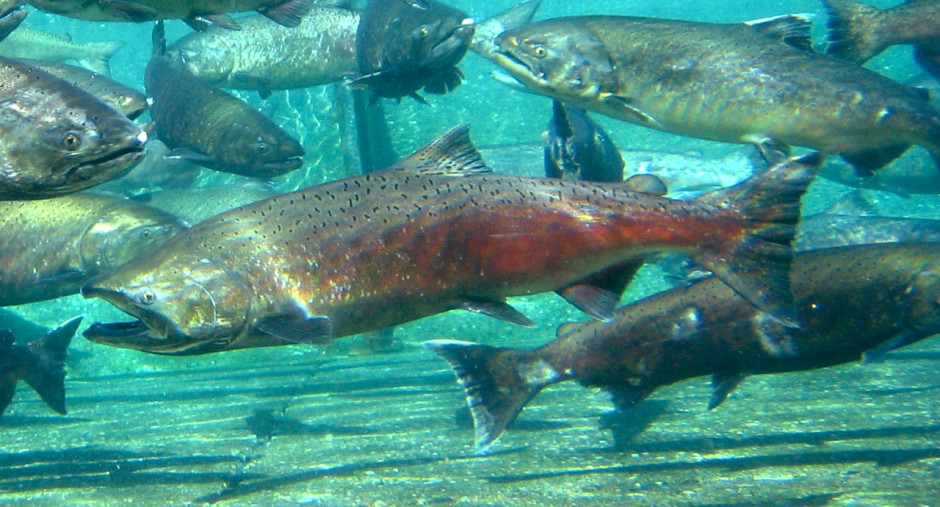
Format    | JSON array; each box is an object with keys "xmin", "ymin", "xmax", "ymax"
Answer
[
  {"xmin": 823, "ymin": 0, "xmax": 885, "ymax": 62},
  {"xmin": 694, "ymin": 153, "xmax": 822, "ymax": 327},
  {"xmin": 23, "ymin": 317, "xmax": 81, "ymax": 415},
  {"xmin": 78, "ymin": 40, "xmax": 123, "ymax": 76},
  {"xmin": 423, "ymin": 339, "xmax": 560, "ymax": 453}
]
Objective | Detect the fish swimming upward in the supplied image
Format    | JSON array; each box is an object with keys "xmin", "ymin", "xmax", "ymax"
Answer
[
  {"xmin": 544, "ymin": 99, "xmax": 624, "ymax": 183},
  {"xmin": 425, "ymin": 243, "xmax": 940, "ymax": 452},
  {"xmin": 1, "ymin": 316, "xmax": 82, "ymax": 418},
  {"xmin": 82, "ymin": 125, "xmax": 817, "ymax": 356},
  {"xmin": 824, "ymin": 0, "xmax": 940, "ymax": 80},
  {"xmin": 487, "ymin": 14, "xmax": 940, "ymax": 176}
]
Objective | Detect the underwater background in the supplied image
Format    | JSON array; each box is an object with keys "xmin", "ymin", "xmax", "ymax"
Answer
[{"xmin": 2, "ymin": 0, "xmax": 939, "ymax": 504}]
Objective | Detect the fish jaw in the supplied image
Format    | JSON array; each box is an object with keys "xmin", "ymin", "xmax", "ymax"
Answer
[{"xmin": 81, "ymin": 255, "xmax": 252, "ymax": 355}]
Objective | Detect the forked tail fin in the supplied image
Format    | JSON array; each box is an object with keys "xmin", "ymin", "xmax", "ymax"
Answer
[
  {"xmin": 693, "ymin": 152, "xmax": 822, "ymax": 327},
  {"xmin": 823, "ymin": 0, "xmax": 885, "ymax": 62},
  {"xmin": 24, "ymin": 316, "xmax": 81, "ymax": 415},
  {"xmin": 423, "ymin": 339, "xmax": 559, "ymax": 453}
]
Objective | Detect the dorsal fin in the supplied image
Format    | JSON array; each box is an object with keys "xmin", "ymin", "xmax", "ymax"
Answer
[
  {"xmin": 744, "ymin": 13, "xmax": 815, "ymax": 51},
  {"xmin": 392, "ymin": 124, "xmax": 492, "ymax": 176},
  {"xmin": 822, "ymin": 190, "xmax": 877, "ymax": 216}
]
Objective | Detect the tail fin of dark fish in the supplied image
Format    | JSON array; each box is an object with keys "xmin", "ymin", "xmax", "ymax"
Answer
[
  {"xmin": 423, "ymin": 339, "xmax": 559, "ymax": 453},
  {"xmin": 23, "ymin": 316, "xmax": 81, "ymax": 415},
  {"xmin": 693, "ymin": 152, "xmax": 822, "ymax": 327},
  {"xmin": 823, "ymin": 0, "xmax": 884, "ymax": 62}
]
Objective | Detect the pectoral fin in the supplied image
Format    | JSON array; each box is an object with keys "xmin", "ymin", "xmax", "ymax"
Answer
[
  {"xmin": 556, "ymin": 259, "xmax": 644, "ymax": 320},
  {"xmin": 457, "ymin": 299, "xmax": 535, "ymax": 327},
  {"xmin": 257, "ymin": 307, "xmax": 333, "ymax": 345},
  {"xmin": 601, "ymin": 94, "xmax": 664, "ymax": 129},
  {"xmin": 709, "ymin": 372, "xmax": 747, "ymax": 410}
]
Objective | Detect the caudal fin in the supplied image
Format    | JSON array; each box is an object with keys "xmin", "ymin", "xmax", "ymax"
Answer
[
  {"xmin": 694, "ymin": 152, "xmax": 822, "ymax": 327},
  {"xmin": 23, "ymin": 316, "xmax": 81, "ymax": 415},
  {"xmin": 78, "ymin": 40, "xmax": 123, "ymax": 76},
  {"xmin": 423, "ymin": 339, "xmax": 559, "ymax": 453},
  {"xmin": 823, "ymin": 0, "xmax": 885, "ymax": 63}
]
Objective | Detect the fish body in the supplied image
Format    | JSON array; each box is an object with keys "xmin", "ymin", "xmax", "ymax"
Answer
[
  {"xmin": 0, "ymin": 193, "xmax": 187, "ymax": 306},
  {"xmin": 0, "ymin": 27, "xmax": 122, "ymax": 75},
  {"xmin": 20, "ymin": 59, "xmax": 148, "ymax": 119},
  {"xmin": 129, "ymin": 182, "xmax": 279, "ymax": 224},
  {"xmin": 145, "ymin": 22, "xmax": 304, "ymax": 177},
  {"xmin": 426, "ymin": 243, "xmax": 940, "ymax": 451},
  {"xmin": 489, "ymin": 15, "xmax": 940, "ymax": 175},
  {"xmin": 81, "ymin": 125, "xmax": 817, "ymax": 356},
  {"xmin": 0, "ymin": 56, "xmax": 147, "ymax": 200},
  {"xmin": 0, "ymin": 316, "xmax": 81, "ymax": 417},
  {"xmin": 168, "ymin": 7, "xmax": 360, "ymax": 94},
  {"xmin": 352, "ymin": 0, "xmax": 475, "ymax": 102},
  {"xmin": 27, "ymin": 0, "xmax": 314, "ymax": 29},
  {"xmin": 544, "ymin": 99, "xmax": 624, "ymax": 182},
  {"xmin": 824, "ymin": 0, "xmax": 940, "ymax": 80}
]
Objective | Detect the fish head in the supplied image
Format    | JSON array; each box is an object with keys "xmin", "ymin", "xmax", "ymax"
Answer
[
  {"xmin": 81, "ymin": 252, "xmax": 252, "ymax": 355},
  {"xmin": 491, "ymin": 21, "xmax": 614, "ymax": 101},
  {"xmin": 409, "ymin": 12, "xmax": 475, "ymax": 74},
  {"xmin": 79, "ymin": 205, "xmax": 188, "ymax": 272},
  {"xmin": 246, "ymin": 130, "xmax": 306, "ymax": 176},
  {"xmin": 0, "ymin": 83, "xmax": 148, "ymax": 199}
]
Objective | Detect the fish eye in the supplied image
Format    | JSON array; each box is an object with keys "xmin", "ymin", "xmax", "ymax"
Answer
[
  {"xmin": 419, "ymin": 26, "xmax": 430, "ymax": 37},
  {"xmin": 141, "ymin": 290, "xmax": 156, "ymax": 305},
  {"xmin": 256, "ymin": 141, "xmax": 269, "ymax": 155},
  {"xmin": 532, "ymin": 46, "xmax": 549, "ymax": 58},
  {"xmin": 62, "ymin": 132, "xmax": 82, "ymax": 151},
  {"xmin": 139, "ymin": 227, "xmax": 153, "ymax": 239}
]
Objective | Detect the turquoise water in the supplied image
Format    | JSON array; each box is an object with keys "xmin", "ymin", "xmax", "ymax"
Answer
[{"xmin": 2, "ymin": 0, "xmax": 939, "ymax": 504}]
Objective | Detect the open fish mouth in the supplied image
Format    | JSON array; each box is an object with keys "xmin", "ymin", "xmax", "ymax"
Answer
[
  {"xmin": 489, "ymin": 70, "xmax": 529, "ymax": 92},
  {"xmin": 261, "ymin": 156, "xmax": 304, "ymax": 173},
  {"xmin": 490, "ymin": 44, "xmax": 546, "ymax": 85}
]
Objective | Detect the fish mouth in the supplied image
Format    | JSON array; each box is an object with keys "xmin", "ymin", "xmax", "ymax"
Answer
[
  {"xmin": 259, "ymin": 156, "xmax": 304, "ymax": 175},
  {"xmin": 67, "ymin": 130, "xmax": 149, "ymax": 180},
  {"xmin": 80, "ymin": 284, "xmax": 179, "ymax": 354},
  {"xmin": 490, "ymin": 40, "xmax": 546, "ymax": 86}
]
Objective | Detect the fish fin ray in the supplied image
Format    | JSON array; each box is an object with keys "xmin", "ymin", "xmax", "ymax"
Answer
[
  {"xmin": 423, "ymin": 339, "xmax": 555, "ymax": 452},
  {"xmin": 841, "ymin": 144, "xmax": 910, "ymax": 176},
  {"xmin": 694, "ymin": 152, "xmax": 822, "ymax": 327},
  {"xmin": 744, "ymin": 13, "xmax": 815, "ymax": 51},
  {"xmin": 423, "ymin": 67, "xmax": 464, "ymax": 95},
  {"xmin": 862, "ymin": 329, "xmax": 923, "ymax": 363},
  {"xmin": 21, "ymin": 316, "xmax": 79, "ymax": 415},
  {"xmin": 457, "ymin": 299, "xmax": 535, "ymax": 327},
  {"xmin": 601, "ymin": 94, "xmax": 664, "ymax": 129},
  {"xmin": 709, "ymin": 372, "xmax": 747, "ymax": 410},
  {"xmin": 556, "ymin": 259, "xmax": 644, "ymax": 320},
  {"xmin": 391, "ymin": 124, "xmax": 491, "ymax": 176},
  {"xmin": 77, "ymin": 41, "xmax": 123, "ymax": 75},
  {"xmin": 602, "ymin": 384, "xmax": 653, "ymax": 411},
  {"xmin": 823, "ymin": 0, "xmax": 883, "ymax": 62},
  {"xmin": 257, "ymin": 306, "xmax": 333, "ymax": 345},
  {"xmin": 260, "ymin": 0, "xmax": 313, "ymax": 28}
]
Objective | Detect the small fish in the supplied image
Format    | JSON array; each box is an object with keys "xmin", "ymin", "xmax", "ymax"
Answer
[
  {"xmin": 0, "ymin": 193, "xmax": 187, "ymax": 306},
  {"xmin": 487, "ymin": 15, "xmax": 940, "ymax": 176},
  {"xmin": 824, "ymin": 0, "xmax": 940, "ymax": 80},
  {"xmin": 19, "ymin": 59, "xmax": 148, "ymax": 119},
  {"xmin": 0, "ymin": 0, "xmax": 25, "ymax": 43},
  {"xmin": 145, "ymin": 22, "xmax": 305, "ymax": 177},
  {"xmin": 544, "ymin": 100, "xmax": 624, "ymax": 183},
  {"xmin": 0, "ymin": 27, "xmax": 122, "ymax": 75},
  {"xmin": 81, "ymin": 125, "xmax": 817, "ymax": 355},
  {"xmin": 1, "ymin": 316, "xmax": 82, "ymax": 418},
  {"xmin": 351, "ymin": 0, "xmax": 475, "ymax": 102},
  {"xmin": 426, "ymin": 243, "xmax": 940, "ymax": 451},
  {"xmin": 0, "ymin": 56, "xmax": 148, "ymax": 200},
  {"xmin": 28, "ymin": 0, "xmax": 314, "ymax": 30}
]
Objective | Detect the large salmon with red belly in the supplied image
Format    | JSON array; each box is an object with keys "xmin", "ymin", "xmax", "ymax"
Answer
[{"xmin": 80, "ymin": 125, "xmax": 818, "ymax": 356}]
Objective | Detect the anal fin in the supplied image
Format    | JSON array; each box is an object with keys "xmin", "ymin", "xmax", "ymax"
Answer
[
  {"xmin": 457, "ymin": 299, "xmax": 535, "ymax": 327},
  {"xmin": 709, "ymin": 372, "xmax": 748, "ymax": 410},
  {"xmin": 556, "ymin": 259, "xmax": 644, "ymax": 320}
]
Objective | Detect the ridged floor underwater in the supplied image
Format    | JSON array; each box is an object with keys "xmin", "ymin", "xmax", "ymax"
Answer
[{"xmin": 0, "ymin": 335, "xmax": 938, "ymax": 505}]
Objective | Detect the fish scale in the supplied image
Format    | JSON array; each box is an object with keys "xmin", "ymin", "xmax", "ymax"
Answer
[{"xmin": 82, "ymin": 125, "xmax": 818, "ymax": 356}]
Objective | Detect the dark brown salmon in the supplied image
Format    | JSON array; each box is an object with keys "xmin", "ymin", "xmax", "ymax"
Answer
[
  {"xmin": 145, "ymin": 22, "xmax": 304, "ymax": 177},
  {"xmin": 488, "ymin": 15, "xmax": 940, "ymax": 176},
  {"xmin": 824, "ymin": 0, "xmax": 940, "ymax": 81},
  {"xmin": 81, "ymin": 125, "xmax": 817, "ymax": 355},
  {"xmin": 425, "ymin": 243, "xmax": 940, "ymax": 451},
  {"xmin": 0, "ymin": 193, "xmax": 187, "ymax": 306},
  {"xmin": 0, "ymin": 316, "xmax": 81, "ymax": 418},
  {"xmin": 351, "ymin": 0, "xmax": 475, "ymax": 102},
  {"xmin": 0, "ymin": 55, "xmax": 147, "ymax": 200}
]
